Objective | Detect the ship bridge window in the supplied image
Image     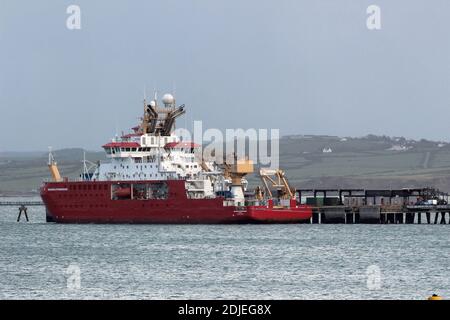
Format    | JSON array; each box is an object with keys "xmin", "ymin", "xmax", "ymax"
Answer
[{"xmin": 105, "ymin": 148, "xmax": 112, "ymax": 155}]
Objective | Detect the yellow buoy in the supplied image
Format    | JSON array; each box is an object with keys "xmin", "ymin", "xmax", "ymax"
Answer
[{"xmin": 427, "ymin": 294, "xmax": 443, "ymax": 300}]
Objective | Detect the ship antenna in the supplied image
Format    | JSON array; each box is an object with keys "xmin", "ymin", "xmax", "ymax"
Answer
[
  {"xmin": 172, "ymin": 81, "xmax": 176, "ymax": 104},
  {"xmin": 143, "ymin": 85, "xmax": 147, "ymax": 110},
  {"xmin": 173, "ymin": 81, "xmax": 177, "ymax": 130},
  {"xmin": 157, "ymin": 133, "xmax": 162, "ymax": 172},
  {"xmin": 184, "ymin": 102, "xmax": 187, "ymax": 132},
  {"xmin": 141, "ymin": 85, "xmax": 148, "ymax": 134},
  {"xmin": 114, "ymin": 114, "xmax": 118, "ymax": 142},
  {"xmin": 82, "ymin": 150, "xmax": 87, "ymax": 180}
]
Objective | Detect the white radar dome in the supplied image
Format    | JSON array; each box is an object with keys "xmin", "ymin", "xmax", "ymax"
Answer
[
  {"xmin": 162, "ymin": 93, "xmax": 175, "ymax": 105},
  {"xmin": 149, "ymin": 100, "xmax": 156, "ymax": 107}
]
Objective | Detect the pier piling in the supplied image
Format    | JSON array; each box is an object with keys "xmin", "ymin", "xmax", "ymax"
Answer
[
  {"xmin": 17, "ymin": 205, "xmax": 29, "ymax": 222},
  {"xmin": 440, "ymin": 212, "xmax": 447, "ymax": 224},
  {"xmin": 406, "ymin": 212, "xmax": 414, "ymax": 224},
  {"xmin": 433, "ymin": 212, "xmax": 439, "ymax": 224}
]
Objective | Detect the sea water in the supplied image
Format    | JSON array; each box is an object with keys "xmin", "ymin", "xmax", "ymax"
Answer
[{"xmin": 0, "ymin": 197, "xmax": 448, "ymax": 299}]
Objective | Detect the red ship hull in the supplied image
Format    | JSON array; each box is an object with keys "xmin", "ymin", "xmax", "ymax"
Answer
[{"xmin": 40, "ymin": 180, "xmax": 312, "ymax": 224}]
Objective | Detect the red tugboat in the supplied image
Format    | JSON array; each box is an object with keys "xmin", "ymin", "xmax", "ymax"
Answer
[{"xmin": 40, "ymin": 94, "xmax": 312, "ymax": 223}]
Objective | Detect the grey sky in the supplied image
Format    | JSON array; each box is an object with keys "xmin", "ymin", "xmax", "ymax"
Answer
[{"xmin": 1, "ymin": 0, "xmax": 449, "ymax": 151}]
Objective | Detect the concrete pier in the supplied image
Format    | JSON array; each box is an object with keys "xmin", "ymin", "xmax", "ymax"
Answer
[
  {"xmin": 307, "ymin": 207, "xmax": 450, "ymax": 224},
  {"xmin": 298, "ymin": 188, "xmax": 450, "ymax": 224}
]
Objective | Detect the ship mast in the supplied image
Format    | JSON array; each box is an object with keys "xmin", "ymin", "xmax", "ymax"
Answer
[
  {"xmin": 81, "ymin": 150, "xmax": 97, "ymax": 181},
  {"xmin": 140, "ymin": 91, "xmax": 185, "ymax": 136}
]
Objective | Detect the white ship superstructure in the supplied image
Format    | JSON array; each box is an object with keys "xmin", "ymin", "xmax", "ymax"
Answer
[{"xmin": 88, "ymin": 93, "xmax": 246, "ymax": 203}]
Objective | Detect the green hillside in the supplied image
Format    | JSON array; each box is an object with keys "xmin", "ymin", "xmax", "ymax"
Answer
[
  {"xmin": 273, "ymin": 135, "xmax": 450, "ymax": 192},
  {"xmin": 2, "ymin": 134, "xmax": 450, "ymax": 195},
  {"xmin": 0, "ymin": 149, "xmax": 105, "ymax": 194}
]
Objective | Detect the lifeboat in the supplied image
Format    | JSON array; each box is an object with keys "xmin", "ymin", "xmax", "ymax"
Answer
[{"xmin": 113, "ymin": 186, "xmax": 131, "ymax": 198}]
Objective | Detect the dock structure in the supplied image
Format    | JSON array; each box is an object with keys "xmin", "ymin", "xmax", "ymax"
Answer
[
  {"xmin": 296, "ymin": 188, "xmax": 449, "ymax": 224},
  {"xmin": 0, "ymin": 201, "xmax": 43, "ymax": 222},
  {"xmin": 0, "ymin": 201, "xmax": 43, "ymax": 206},
  {"xmin": 1, "ymin": 191, "xmax": 450, "ymax": 224}
]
